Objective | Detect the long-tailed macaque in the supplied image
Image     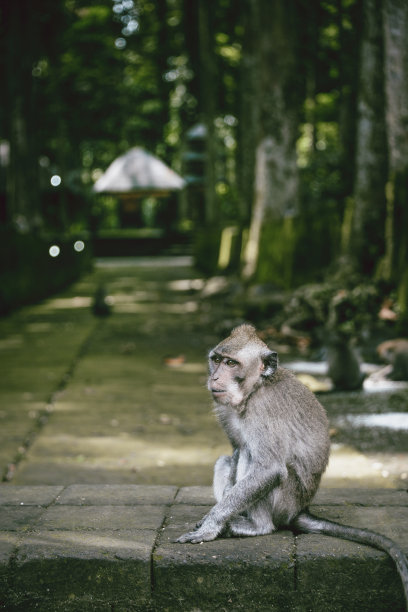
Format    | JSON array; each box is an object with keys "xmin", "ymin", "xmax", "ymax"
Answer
[
  {"xmin": 377, "ymin": 338, "xmax": 408, "ymax": 381},
  {"xmin": 177, "ymin": 324, "xmax": 408, "ymax": 607},
  {"xmin": 327, "ymin": 334, "xmax": 365, "ymax": 390}
]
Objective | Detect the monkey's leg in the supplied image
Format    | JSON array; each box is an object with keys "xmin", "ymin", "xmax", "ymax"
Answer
[
  {"xmin": 228, "ymin": 502, "xmax": 276, "ymax": 537},
  {"xmin": 213, "ymin": 455, "xmax": 235, "ymax": 502},
  {"xmin": 178, "ymin": 468, "xmax": 282, "ymax": 543},
  {"xmin": 193, "ymin": 455, "xmax": 235, "ymax": 530}
]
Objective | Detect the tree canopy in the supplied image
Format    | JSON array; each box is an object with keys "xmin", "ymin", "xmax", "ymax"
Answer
[{"xmin": 0, "ymin": 0, "xmax": 407, "ymax": 322}]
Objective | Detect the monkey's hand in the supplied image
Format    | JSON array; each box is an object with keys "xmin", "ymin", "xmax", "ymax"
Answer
[{"xmin": 177, "ymin": 517, "xmax": 222, "ymax": 544}]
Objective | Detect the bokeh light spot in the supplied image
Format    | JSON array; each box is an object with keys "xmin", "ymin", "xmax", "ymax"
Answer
[{"xmin": 74, "ymin": 240, "xmax": 85, "ymax": 252}]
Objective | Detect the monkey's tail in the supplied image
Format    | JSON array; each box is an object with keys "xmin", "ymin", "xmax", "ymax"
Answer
[{"xmin": 292, "ymin": 511, "xmax": 408, "ymax": 608}]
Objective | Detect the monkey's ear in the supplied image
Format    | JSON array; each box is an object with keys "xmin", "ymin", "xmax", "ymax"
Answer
[{"xmin": 261, "ymin": 350, "xmax": 278, "ymax": 378}]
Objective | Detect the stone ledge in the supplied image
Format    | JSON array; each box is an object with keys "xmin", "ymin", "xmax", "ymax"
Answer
[{"xmin": 0, "ymin": 485, "xmax": 407, "ymax": 611}]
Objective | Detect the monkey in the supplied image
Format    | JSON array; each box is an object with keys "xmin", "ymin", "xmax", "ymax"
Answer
[
  {"xmin": 177, "ymin": 324, "xmax": 408, "ymax": 607},
  {"xmin": 92, "ymin": 284, "xmax": 112, "ymax": 317},
  {"xmin": 377, "ymin": 339, "xmax": 408, "ymax": 381},
  {"xmin": 326, "ymin": 333, "xmax": 365, "ymax": 390}
]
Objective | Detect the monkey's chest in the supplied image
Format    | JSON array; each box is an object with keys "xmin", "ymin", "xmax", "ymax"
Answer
[{"xmin": 217, "ymin": 409, "xmax": 246, "ymax": 448}]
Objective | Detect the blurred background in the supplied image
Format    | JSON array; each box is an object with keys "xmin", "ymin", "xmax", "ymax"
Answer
[
  {"xmin": 0, "ymin": 1, "xmax": 407, "ymax": 487},
  {"xmin": 0, "ymin": 0, "xmax": 407, "ymax": 316}
]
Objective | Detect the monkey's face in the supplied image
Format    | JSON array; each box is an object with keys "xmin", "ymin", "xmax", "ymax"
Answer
[
  {"xmin": 207, "ymin": 343, "xmax": 278, "ymax": 407},
  {"xmin": 207, "ymin": 324, "xmax": 278, "ymax": 407},
  {"xmin": 207, "ymin": 351, "xmax": 247, "ymax": 406}
]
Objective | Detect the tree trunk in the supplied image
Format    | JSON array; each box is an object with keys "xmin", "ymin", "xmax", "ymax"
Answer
[
  {"xmin": 183, "ymin": 0, "xmax": 217, "ymax": 225},
  {"xmin": 236, "ymin": 0, "xmax": 258, "ymax": 224},
  {"xmin": 242, "ymin": 0, "xmax": 301, "ymax": 284},
  {"xmin": 197, "ymin": 0, "xmax": 217, "ymax": 225},
  {"xmin": 156, "ymin": 0, "xmax": 171, "ymax": 154},
  {"xmin": 4, "ymin": 0, "xmax": 41, "ymax": 231},
  {"xmin": 348, "ymin": 0, "xmax": 388, "ymax": 274},
  {"xmin": 337, "ymin": 0, "xmax": 361, "ymax": 205},
  {"xmin": 383, "ymin": 0, "xmax": 408, "ymax": 322}
]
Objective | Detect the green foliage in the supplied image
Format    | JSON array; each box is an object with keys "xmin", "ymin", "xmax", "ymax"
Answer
[
  {"xmin": 277, "ymin": 278, "xmax": 385, "ymax": 344},
  {"xmin": 0, "ymin": 227, "xmax": 92, "ymax": 314},
  {"xmin": 1, "ymin": 0, "xmax": 405, "ymax": 322}
]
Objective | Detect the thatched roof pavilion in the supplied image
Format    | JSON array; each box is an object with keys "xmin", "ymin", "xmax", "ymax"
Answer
[{"xmin": 93, "ymin": 147, "xmax": 185, "ymax": 197}]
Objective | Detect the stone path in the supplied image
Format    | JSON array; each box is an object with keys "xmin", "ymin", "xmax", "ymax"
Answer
[
  {"xmin": 0, "ymin": 257, "xmax": 226, "ymax": 486},
  {"xmin": 0, "ymin": 256, "xmax": 407, "ymax": 488}
]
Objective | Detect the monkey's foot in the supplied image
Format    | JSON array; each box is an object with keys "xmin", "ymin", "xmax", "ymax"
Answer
[
  {"xmin": 177, "ymin": 519, "xmax": 222, "ymax": 543},
  {"xmin": 176, "ymin": 529, "xmax": 217, "ymax": 544}
]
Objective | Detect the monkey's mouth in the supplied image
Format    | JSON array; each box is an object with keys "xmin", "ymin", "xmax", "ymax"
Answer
[{"xmin": 211, "ymin": 388, "xmax": 226, "ymax": 395}]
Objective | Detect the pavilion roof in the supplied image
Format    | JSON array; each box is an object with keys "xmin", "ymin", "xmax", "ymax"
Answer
[{"xmin": 93, "ymin": 147, "xmax": 185, "ymax": 194}]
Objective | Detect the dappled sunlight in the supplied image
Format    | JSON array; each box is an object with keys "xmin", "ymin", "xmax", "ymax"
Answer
[
  {"xmin": 109, "ymin": 291, "xmax": 154, "ymax": 302},
  {"xmin": 114, "ymin": 301, "xmax": 199, "ymax": 314},
  {"xmin": 95, "ymin": 257, "xmax": 193, "ymax": 268},
  {"xmin": 32, "ymin": 433, "xmax": 227, "ymax": 468},
  {"xmin": 339, "ymin": 412, "xmax": 408, "ymax": 431},
  {"xmin": 161, "ymin": 362, "xmax": 207, "ymax": 374},
  {"xmin": 0, "ymin": 335, "xmax": 24, "ymax": 349},
  {"xmin": 286, "ymin": 359, "xmax": 408, "ymax": 393},
  {"xmin": 153, "ymin": 379, "xmax": 208, "ymax": 394},
  {"xmin": 13, "ymin": 432, "xmax": 228, "ymax": 486},
  {"xmin": 20, "ymin": 530, "xmax": 154, "ymax": 555},
  {"xmin": 322, "ymin": 444, "xmax": 408, "ymax": 488},
  {"xmin": 25, "ymin": 322, "xmax": 53, "ymax": 333},
  {"xmin": 40, "ymin": 296, "xmax": 92, "ymax": 310},
  {"xmin": 166, "ymin": 279, "xmax": 205, "ymax": 291}
]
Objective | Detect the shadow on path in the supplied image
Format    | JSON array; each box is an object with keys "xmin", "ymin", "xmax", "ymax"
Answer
[{"xmin": 0, "ymin": 257, "xmax": 407, "ymax": 488}]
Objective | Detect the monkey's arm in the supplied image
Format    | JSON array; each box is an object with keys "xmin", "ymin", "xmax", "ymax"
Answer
[
  {"xmin": 195, "ymin": 449, "xmax": 240, "ymax": 529},
  {"xmin": 177, "ymin": 467, "xmax": 282, "ymax": 543}
]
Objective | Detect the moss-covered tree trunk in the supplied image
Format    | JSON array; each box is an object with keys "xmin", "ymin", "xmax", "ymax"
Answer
[
  {"xmin": 347, "ymin": 0, "xmax": 388, "ymax": 275},
  {"xmin": 383, "ymin": 0, "xmax": 408, "ymax": 324},
  {"xmin": 241, "ymin": 0, "xmax": 301, "ymax": 287}
]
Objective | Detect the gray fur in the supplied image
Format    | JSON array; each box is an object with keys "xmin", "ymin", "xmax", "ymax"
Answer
[{"xmin": 177, "ymin": 324, "xmax": 408, "ymax": 608}]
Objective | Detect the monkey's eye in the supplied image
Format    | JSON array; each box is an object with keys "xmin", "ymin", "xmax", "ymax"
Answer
[
  {"xmin": 226, "ymin": 359, "xmax": 238, "ymax": 367},
  {"xmin": 211, "ymin": 355, "xmax": 222, "ymax": 364}
]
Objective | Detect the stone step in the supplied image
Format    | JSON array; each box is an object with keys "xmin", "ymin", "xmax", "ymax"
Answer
[{"xmin": 0, "ymin": 485, "xmax": 407, "ymax": 611}]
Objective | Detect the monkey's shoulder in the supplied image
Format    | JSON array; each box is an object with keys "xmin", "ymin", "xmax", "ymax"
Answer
[
  {"xmin": 270, "ymin": 366, "xmax": 306, "ymax": 386},
  {"xmin": 267, "ymin": 366, "xmax": 325, "ymax": 405}
]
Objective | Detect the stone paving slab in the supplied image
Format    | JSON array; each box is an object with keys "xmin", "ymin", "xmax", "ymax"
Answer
[
  {"xmin": 0, "ymin": 486, "xmax": 64, "ymax": 506},
  {"xmin": 55, "ymin": 484, "xmax": 177, "ymax": 506},
  {"xmin": 0, "ymin": 506, "xmax": 46, "ymax": 532},
  {"xmin": 296, "ymin": 504, "xmax": 408, "ymax": 611},
  {"xmin": 297, "ymin": 532, "xmax": 404, "ymax": 611},
  {"xmin": 11, "ymin": 529, "xmax": 155, "ymax": 609},
  {"xmin": 154, "ymin": 503, "xmax": 296, "ymax": 611},
  {"xmin": 0, "ymin": 485, "xmax": 406, "ymax": 611},
  {"xmin": 174, "ymin": 485, "xmax": 214, "ymax": 505},
  {"xmin": 37, "ymin": 504, "xmax": 166, "ymax": 531}
]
